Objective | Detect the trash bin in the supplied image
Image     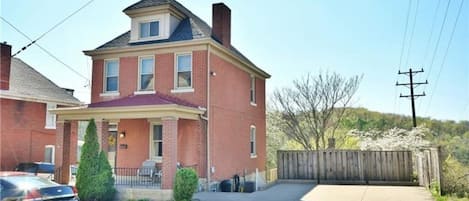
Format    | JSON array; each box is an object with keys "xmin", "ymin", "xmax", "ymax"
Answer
[
  {"xmin": 220, "ymin": 179, "xmax": 232, "ymax": 192},
  {"xmin": 243, "ymin": 181, "xmax": 255, "ymax": 193}
]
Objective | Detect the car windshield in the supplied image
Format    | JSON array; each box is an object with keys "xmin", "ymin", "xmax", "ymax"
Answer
[{"xmin": 2, "ymin": 176, "xmax": 57, "ymax": 190}]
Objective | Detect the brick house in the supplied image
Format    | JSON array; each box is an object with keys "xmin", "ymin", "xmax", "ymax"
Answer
[
  {"xmin": 0, "ymin": 43, "xmax": 82, "ymax": 171},
  {"xmin": 52, "ymin": 0, "xmax": 270, "ymax": 190}
]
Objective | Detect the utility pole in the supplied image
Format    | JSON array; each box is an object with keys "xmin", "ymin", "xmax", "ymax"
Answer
[{"xmin": 396, "ymin": 68, "xmax": 428, "ymax": 127}]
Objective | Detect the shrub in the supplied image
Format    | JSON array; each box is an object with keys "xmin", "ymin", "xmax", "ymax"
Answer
[
  {"xmin": 173, "ymin": 168, "xmax": 198, "ymax": 201},
  {"xmin": 76, "ymin": 119, "xmax": 115, "ymax": 201}
]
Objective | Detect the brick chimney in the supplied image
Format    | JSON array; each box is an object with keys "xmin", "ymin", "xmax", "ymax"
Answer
[
  {"xmin": 212, "ymin": 3, "xmax": 231, "ymax": 49},
  {"xmin": 0, "ymin": 42, "xmax": 11, "ymax": 90}
]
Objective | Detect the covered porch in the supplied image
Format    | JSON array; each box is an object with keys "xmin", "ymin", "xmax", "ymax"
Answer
[{"xmin": 51, "ymin": 94, "xmax": 206, "ymax": 189}]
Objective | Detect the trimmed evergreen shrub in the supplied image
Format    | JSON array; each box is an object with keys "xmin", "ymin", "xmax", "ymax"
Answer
[
  {"xmin": 76, "ymin": 119, "xmax": 115, "ymax": 201},
  {"xmin": 173, "ymin": 168, "xmax": 198, "ymax": 201}
]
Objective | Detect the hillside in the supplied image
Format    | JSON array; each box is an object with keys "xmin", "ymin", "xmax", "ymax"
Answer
[{"xmin": 340, "ymin": 107, "xmax": 469, "ymax": 164}]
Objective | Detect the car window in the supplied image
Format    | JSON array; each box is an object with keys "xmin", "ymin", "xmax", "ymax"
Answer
[{"xmin": 3, "ymin": 176, "xmax": 57, "ymax": 189}]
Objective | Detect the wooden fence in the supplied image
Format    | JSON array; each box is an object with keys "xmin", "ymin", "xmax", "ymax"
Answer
[
  {"xmin": 277, "ymin": 150, "xmax": 414, "ymax": 185},
  {"xmin": 416, "ymin": 148, "xmax": 442, "ymax": 189}
]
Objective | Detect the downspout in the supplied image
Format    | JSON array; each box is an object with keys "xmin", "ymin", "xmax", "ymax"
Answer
[{"xmin": 206, "ymin": 44, "xmax": 211, "ymax": 191}]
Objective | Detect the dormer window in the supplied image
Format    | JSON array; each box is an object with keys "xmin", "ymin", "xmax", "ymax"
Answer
[{"xmin": 139, "ymin": 21, "xmax": 159, "ymax": 38}]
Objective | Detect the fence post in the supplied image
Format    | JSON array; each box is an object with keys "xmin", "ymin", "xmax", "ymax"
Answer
[{"xmin": 437, "ymin": 146, "xmax": 446, "ymax": 195}]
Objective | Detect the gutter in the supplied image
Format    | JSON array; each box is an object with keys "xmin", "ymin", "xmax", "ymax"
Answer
[{"xmin": 206, "ymin": 44, "xmax": 212, "ymax": 191}]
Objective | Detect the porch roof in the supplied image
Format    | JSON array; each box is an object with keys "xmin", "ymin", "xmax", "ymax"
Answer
[{"xmin": 51, "ymin": 93, "xmax": 204, "ymax": 121}]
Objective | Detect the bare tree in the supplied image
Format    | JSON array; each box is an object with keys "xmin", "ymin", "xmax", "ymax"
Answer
[{"xmin": 271, "ymin": 71, "xmax": 362, "ymax": 151}]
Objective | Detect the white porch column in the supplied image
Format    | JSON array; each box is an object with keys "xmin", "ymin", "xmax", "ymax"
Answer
[{"xmin": 161, "ymin": 116, "xmax": 178, "ymax": 189}]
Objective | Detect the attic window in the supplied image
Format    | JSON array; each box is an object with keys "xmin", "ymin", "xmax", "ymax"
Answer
[{"xmin": 140, "ymin": 21, "xmax": 159, "ymax": 38}]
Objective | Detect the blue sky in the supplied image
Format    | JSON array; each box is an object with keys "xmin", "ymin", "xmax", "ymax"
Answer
[{"xmin": 1, "ymin": 0, "xmax": 468, "ymax": 121}]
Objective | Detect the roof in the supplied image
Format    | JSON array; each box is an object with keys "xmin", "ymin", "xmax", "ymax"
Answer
[
  {"xmin": 0, "ymin": 58, "xmax": 82, "ymax": 106},
  {"xmin": 90, "ymin": 0, "xmax": 270, "ymax": 78},
  {"xmin": 88, "ymin": 92, "xmax": 199, "ymax": 108}
]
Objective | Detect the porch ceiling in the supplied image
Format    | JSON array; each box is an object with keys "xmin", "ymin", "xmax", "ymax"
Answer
[{"xmin": 51, "ymin": 104, "xmax": 204, "ymax": 121}]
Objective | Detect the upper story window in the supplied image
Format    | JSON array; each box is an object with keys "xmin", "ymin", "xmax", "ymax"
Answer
[
  {"xmin": 176, "ymin": 53, "xmax": 192, "ymax": 89},
  {"xmin": 139, "ymin": 56, "xmax": 154, "ymax": 91},
  {"xmin": 250, "ymin": 75, "xmax": 256, "ymax": 104},
  {"xmin": 140, "ymin": 21, "xmax": 159, "ymax": 38},
  {"xmin": 250, "ymin": 125, "xmax": 257, "ymax": 158},
  {"xmin": 104, "ymin": 60, "xmax": 119, "ymax": 92},
  {"xmin": 45, "ymin": 103, "xmax": 57, "ymax": 129}
]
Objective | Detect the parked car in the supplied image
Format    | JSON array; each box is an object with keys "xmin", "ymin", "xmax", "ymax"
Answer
[
  {"xmin": 0, "ymin": 171, "xmax": 79, "ymax": 201},
  {"xmin": 15, "ymin": 162, "xmax": 55, "ymax": 180}
]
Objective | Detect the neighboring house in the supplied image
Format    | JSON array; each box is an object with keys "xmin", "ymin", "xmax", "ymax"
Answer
[
  {"xmin": 52, "ymin": 0, "xmax": 270, "ymax": 190},
  {"xmin": 0, "ymin": 43, "xmax": 82, "ymax": 171}
]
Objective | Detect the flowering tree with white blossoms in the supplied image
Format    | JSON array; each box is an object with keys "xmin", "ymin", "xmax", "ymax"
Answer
[{"xmin": 349, "ymin": 127, "xmax": 431, "ymax": 151}]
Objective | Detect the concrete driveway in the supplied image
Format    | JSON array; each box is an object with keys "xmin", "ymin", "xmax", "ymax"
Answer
[
  {"xmin": 194, "ymin": 183, "xmax": 434, "ymax": 201},
  {"xmin": 301, "ymin": 185, "xmax": 434, "ymax": 201}
]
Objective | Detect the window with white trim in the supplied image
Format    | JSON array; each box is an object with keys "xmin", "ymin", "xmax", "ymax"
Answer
[
  {"xmin": 104, "ymin": 60, "xmax": 119, "ymax": 92},
  {"xmin": 44, "ymin": 145, "xmax": 55, "ymax": 163},
  {"xmin": 45, "ymin": 103, "xmax": 56, "ymax": 129},
  {"xmin": 250, "ymin": 125, "xmax": 256, "ymax": 157},
  {"xmin": 139, "ymin": 57, "xmax": 154, "ymax": 91},
  {"xmin": 176, "ymin": 53, "xmax": 192, "ymax": 89},
  {"xmin": 140, "ymin": 21, "xmax": 159, "ymax": 38},
  {"xmin": 150, "ymin": 125, "xmax": 163, "ymax": 160},
  {"xmin": 250, "ymin": 75, "xmax": 256, "ymax": 104}
]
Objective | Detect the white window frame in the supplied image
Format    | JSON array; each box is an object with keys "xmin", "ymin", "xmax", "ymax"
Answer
[
  {"xmin": 139, "ymin": 20, "xmax": 160, "ymax": 39},
  {"xmin": 137, "ymin": 56, "xmax": 155, "ymax": 92},
  {"xmin": 45, "ymin": 103, "xmax": 57, "ymax": 129},
  {"xmin": 103, "ymin": 59, "xmax": 119, "ymax": 93},
  {"xmin": 44, "ymin": 145, "xmax": 55, "ymax": 163},
  {"xmin": 149, "ymin": 124, "xmax": 163, "ymax": 163},
  {"xmin": 250, "ymin": 75, "xmax": 256, "ymax": 106},
  {"xmin": 172, "ymin": 52, "xmax": 193, "ymax": 92},
  {"xmin": 250, "ymin": 125, "xmax": 257, "ymax": 158}
]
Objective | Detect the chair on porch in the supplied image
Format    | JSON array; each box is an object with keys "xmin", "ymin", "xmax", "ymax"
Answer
[{"xmin": 137, "ymin": 160, "xmax": 157, "ymax": 182}]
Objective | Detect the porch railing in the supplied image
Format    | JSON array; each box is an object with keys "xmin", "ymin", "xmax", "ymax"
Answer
[{"xmin": 113, "ymin": 167, "xmax": 161, "ymax": 188}]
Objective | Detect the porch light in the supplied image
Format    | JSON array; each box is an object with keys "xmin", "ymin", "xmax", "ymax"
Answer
[{"xmin": 119, "ymin": 131, "xmax": 126, "ymax": 138}]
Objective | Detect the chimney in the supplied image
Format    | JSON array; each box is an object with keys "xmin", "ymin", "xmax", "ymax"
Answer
[
  {"xmin": 0, "ymin": 42, "xmax": 11, "ymax": 90},
  {"xmin": 212, "ymin": 3, "xmax": 231, "ymax": 49}
]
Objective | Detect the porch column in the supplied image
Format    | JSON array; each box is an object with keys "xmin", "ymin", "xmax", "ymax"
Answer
[
  {"xmin": 96, "ymin": 120, "xmax": 109, "ymax": 153},
  {"xmin": 55, "ymin": 121, "xmax": 71, "ymax": 184},
  {"xmin": 161, "ymin": 117, "xmax": 178, "ymax": 189}
]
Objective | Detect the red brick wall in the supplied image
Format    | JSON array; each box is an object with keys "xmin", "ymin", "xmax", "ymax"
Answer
[
  {"xmin": 90, "ymin": 51, "xmax": 208, "ymax": 107},
  {"xmin": 115, "ymin": 119, "xmax": 150, "ymax": 168},
  {"xmin": 0, "ymin": 99, "xmax": 56, "ymax": 170},
  {"xmin": 209, "ymin": 53, "xmax": 266, "ymax": 180}
]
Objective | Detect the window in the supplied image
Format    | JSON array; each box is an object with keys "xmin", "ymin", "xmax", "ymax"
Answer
[
  {"xmin": 176, "ymin": 54, "xmax": 192, "ymax": 89},
  {"xmin": 250, "ymin": 75, "xmax": 256, "ymax": 104},
  {"xmin": 104, "ymin": 60, "xmax": 119, "ymax": 92},
  {"xmin": 45, "ymin": 103, "xmax": 56, "ymax": 129},
  {"xmin": 44, "ymin": 145, "xmax": 55, "ymax": 163},
  {"xmin": 151, "ymin": 125, "xmax": 163, "ymax": 160},
  {"xmin": 250, "ymin": 125, "xmax": 256, "ymax": 157},
  {"xmin": 139, "ymin": 57, "xmax": 154, "ymax": 91},
  {"xmin": 140, "ymin": 21, "xmax": 159, "ymax": 38}
]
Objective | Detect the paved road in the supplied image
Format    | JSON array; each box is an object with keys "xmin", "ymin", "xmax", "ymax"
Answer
[{"xmin": 193, "ymin": 183, "xmax": 434, "ymax": 201}]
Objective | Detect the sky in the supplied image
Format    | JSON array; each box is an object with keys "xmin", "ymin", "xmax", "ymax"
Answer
[{"xmin": 1, "ymin": 0, "xmax": 468, "ymax": 121}]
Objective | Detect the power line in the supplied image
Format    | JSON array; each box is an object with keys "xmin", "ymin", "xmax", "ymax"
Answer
[
  {"xmin": 425, "ymin": 0, "xmax": 452, "ymax": 79},
  {"xmin": 425, "ymin": 0, "xmax": 465, "ymax": 116},
  {"xmin": 404, "ymin": 0, "xmax": 420, "ymax": 69},
  {"xmin": 394, "ymin": 0, "xmax": 413, "ymax": 115},
  {"xmin": 422, "ymin": 0, "xmax": 442, "ymax": 64},
  {"xmin": 1, "ymin": 17, "xmax": 90, "ymax": 82},
  {"xmin": 9, "ymin": 0, "xmax": 95, "ymax": 57}
]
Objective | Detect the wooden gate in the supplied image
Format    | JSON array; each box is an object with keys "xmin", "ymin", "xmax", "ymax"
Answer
[{"xmin": 277, "ymin": 150, "xmax": 415, "ymax": 185}]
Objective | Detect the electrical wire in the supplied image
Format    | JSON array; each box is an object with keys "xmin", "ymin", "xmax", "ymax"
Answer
[
  {"xmin": 394, "ymin": 0, "xmax": 413, "ymax": 115},
  {"xmin": 8, "ymin": 0, "xmax": 95, "ymax": 57},
  {"xmin": 404, "ymin": 0, "xmax": 420, "ymax": 69},
  {"xmin": 425, "ymin": 0, "xmax": 465, "ymax": 116},
  {"xmin": 1, "ymin": 16, "xmax": 90, "ymax": 82}
]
